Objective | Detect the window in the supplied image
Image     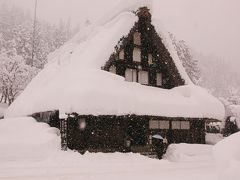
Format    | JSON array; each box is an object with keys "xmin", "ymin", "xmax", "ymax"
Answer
[
  {"xmin": 109, "ymin": 66, "xmax": 116, "ymax": 74},
  {"xmin": 159, "ymin": 121, "xmax": 170, "ymax": 129},
  {"xmin": 156, "ymin": 73, "xmax": 162, "ymax": 86},
  {"xmin": 119, "ymin": 50, "xmax": 124, "ymax": 60},
  {"xmin": 149, "ymin": 120, "xmax": 159, "ymax": 129},
  {"xmin": 172, "ymin": 121, "xmax": 190, "ymax": 130},
  {"xmin": 133, "ymin": 32, "xmax": 141, "ymax": 45},
  {"xmin": 138, "ymin": 70, "xmax": 149, "ymax": 85},
  {"xmin": 125, "ymin": 68, "xmax": 137, "ymax": 82},
  {"xmin": 148, "ymin": 54, "xmax": 153, "ymax": 64},
  {"xmin": 149, "ymin": 120, "xmax": 170, "ymax": 129},
  {"xmin": 181, "ymin": 121, "xmax": 190, "ymax": 130},
  {"xmin": 172, "ymin": 121, "xmax": 181, "ymax": 129},
  {"xmin": 133, "ymin": 48, "xmax": 141, "ymax": 62}
]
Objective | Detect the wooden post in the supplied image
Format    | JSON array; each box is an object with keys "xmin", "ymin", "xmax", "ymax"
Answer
[{"xmin": 60, "ymin": 113, "xmax": 68, "ymax": 151}]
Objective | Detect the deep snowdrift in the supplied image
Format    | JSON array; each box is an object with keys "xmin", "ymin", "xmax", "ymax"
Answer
[
  {"xmin": 0, "ymin": 117, "xmax": 60, "ymax": 162},
  {"xmin": 213, "ymin": 132, "xmax": 240, "ymax": 180},
  {"xmin": 164, "ymin": 143, "xmax": 213, "ymax": 162}
]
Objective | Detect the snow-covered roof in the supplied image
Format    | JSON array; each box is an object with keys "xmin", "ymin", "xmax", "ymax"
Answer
[{"xmin": 5, "ymin": 7, "xmax": 225, "ymax": 120}]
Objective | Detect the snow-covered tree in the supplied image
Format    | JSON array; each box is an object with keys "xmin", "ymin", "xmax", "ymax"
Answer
[
  {"xmin": 169, "ymin": 33, "xmax": 201, "ymax": 84},
  {"xmin": 0, "ymin": 3, "xmax": 77, "ymax": 104},
  {"xmin": 0, "ymin": 46, "xmax": 37, "ymax": 104}
]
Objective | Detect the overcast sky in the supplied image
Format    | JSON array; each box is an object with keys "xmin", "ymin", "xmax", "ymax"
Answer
[{"xmin": 3, "ymin": 0, "xmax": 240, "ymax": 65}]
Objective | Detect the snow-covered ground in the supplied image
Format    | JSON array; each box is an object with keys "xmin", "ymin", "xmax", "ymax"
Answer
[
  {"xmin": 0, "ymin": 117, "xmax": 239, "ymax": 180},
  {"xmin": 0, "ymin": 151, "xmax": 218, "ymax": 180}
]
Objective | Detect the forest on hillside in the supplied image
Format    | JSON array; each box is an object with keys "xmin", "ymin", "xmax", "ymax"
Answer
[{"xmin": 0, "ymin": 3, "xmax": 78, "ymax": 104}]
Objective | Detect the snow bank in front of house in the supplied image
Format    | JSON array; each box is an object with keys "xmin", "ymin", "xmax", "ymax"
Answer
[
  {"xmin": 0, "ymin": 117, "xmax": 60, "ymax": 162},
  {"xmin": 213, "ymin": 132, "xmax": 240, "ymax": 180},
  {"xmin": 164, "ymin": 143, "xmax": 213, "ymax": 162},
  {"xmin": 206, "ymin": 133, "xmax": 223, "ymax": 145},
  {"xmin": 5, "ymin": 12, "xmax": 225, "ymax": 120}
]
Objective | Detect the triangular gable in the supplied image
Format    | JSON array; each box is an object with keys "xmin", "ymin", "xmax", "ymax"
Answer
[{"xmin": 104, "ymin": 7, "xmax": 188, "ymax": 89}]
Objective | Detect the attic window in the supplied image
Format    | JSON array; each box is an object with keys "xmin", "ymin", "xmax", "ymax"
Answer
[
  {"xmin": 138, "ymin": 70, "xmax": 149, "ymax": 85},
  {"xmin": 109, "ymin": 65, "xmax": 116, "ymax": 74},
  {"xmin": 148, "ymin": 54, "xmax": 153, "ymax": 64},
  {"xmin": 125, "ymin": 68, "xmax": 137, "ymax": 82},
  {"xmin": 119, "ymin": 50, "xmax": 124, "ymax": 60},
  {"xmin": 133, "ymin": 48, "xmax": 141, "ymax": 62},
  {"xmin": 133, "ymin": 32, "xmax": 141, "ymax": 45},
  {"xmin": 156, "ymin": 73, "xmax": 162, "ymax": 86}
]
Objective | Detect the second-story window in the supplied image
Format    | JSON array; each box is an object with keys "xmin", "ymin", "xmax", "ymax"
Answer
[
  {"xmin": 133, "ymin": 48, "xmax": 141, "ymax": 62},
  {"xmin": 125, "ymin": 68, "xmax": 137, "ymax": 82}
]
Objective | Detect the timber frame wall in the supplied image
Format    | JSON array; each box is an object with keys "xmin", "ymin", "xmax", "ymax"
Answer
[{"xmin": 103, "ymin": 7, "xmax": 185, "ymax": 89}]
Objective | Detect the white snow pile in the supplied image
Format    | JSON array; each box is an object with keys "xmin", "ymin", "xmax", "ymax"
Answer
[
  {"xmin": 164, "ymin": 143, "xmax": 213, "ymax": 162},
  {"xmin": 206, "ymin": 133, "xmax": 223, "ymax": 145},
  {"xmin": 5, "ymin": 9, "xmax": 224, "ymax": 120},
  {"xmin": 0, "ymin": 117, "xmax": 60, "ymax": 162},
  {"xmin": 213, "ymin": 132, "xmax": 240, "ymax": 180}
]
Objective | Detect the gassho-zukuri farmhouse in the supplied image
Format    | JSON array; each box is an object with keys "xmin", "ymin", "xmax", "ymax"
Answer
[{"xmin": 5, "ymin": 5, "xmax": 225, "ymax": 154}]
